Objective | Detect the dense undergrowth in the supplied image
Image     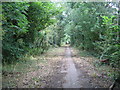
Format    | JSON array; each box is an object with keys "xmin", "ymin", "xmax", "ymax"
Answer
[
  {"xmin": 2, "ymin": 1, "xmax": 120, "ymax": 84},
  {"xmin": 2, "ymin": 2, "xmax": 63, "ymax": 64},
  {"xmin": 62, "ymin": 2, "xmax": 120, "ymax": 80}
]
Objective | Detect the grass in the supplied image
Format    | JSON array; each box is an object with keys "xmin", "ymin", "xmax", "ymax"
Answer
[
  {"xmin": 79, "ymin": 50, "xmax": 92, "ymax": 57},
  {"xmin": 2, "ymin": 46, "xmax": 65, "ymax": 88},
  {"xmin": 2, "ymin": 54, "xmax": 48, "ymax": 72},
  {"xmin": 77, "ymin": 48, "xmax": 119, "ymax": 80},
  {"xmin": 2, "ymin": 52, "xmax": 48, "ymax": 88}
]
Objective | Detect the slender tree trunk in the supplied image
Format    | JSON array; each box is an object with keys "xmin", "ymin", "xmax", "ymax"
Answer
[
  {"xmin": 118, "ymin": 1, "xmax": 120, "ymax": 25},
  {"xmin": 118, "ymin": 1, "xmax": 120, "ymax": 43}
]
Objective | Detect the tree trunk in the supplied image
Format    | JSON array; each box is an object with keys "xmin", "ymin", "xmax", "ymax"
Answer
[
  {"xmin": 118, "ymin": 1, "xmax": 120, "ymax": 25},
  {"xmin": 118, "ymin": 1, "xmax": 120, "ymax": 43}
]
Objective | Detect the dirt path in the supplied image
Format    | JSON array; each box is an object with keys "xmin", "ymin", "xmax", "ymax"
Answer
[
  {"xmin": 2, "ymin": 46, "xmax": 113, "ymax": 88},
  {"xmin": 62, "ymin": 46, "xmax": 81, "ymax": 88},
  {"xmin": 61, "ymin": 46, "xmax": 101, "ymax": 88}
]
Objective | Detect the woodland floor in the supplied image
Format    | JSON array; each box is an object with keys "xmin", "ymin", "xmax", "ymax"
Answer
[{"xmin": 2, "ymin": 46, "xmax": 113, "ymax": 88}]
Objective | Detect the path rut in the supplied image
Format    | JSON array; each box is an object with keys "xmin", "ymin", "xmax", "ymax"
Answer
[{"xmin": 62, "ymin": 46, "xmax": 81, "ymax": 88}]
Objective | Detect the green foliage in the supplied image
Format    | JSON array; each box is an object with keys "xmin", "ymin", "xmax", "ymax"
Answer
[
  {"xmin": 2, "ymin": 2, "xmax": 61, "ymax": 64},
  {"xmin": 60, "ymin": 2, "xmax": 120, "ymax": 78},
  {"xmin": 2, "ymin": 2, "xmax": 119, "ymax": 79},
  {"xmin": 2, "ymin": 2, "xmax": 29, "ymax": 63}
]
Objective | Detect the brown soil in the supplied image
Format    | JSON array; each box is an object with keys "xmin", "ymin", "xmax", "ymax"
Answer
[{"xmin": 2, "ymin": 46, "xmax": 113, "ymax": 88}]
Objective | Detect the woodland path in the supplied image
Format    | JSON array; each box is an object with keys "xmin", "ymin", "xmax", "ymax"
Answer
[
  {"xmin": 62, "ymin": 46, "xmax": 81, "ymax": 88},
  {"xmin": 3, "ymin": 46, "xmax": 112, "ymax": 88},
  {"xmin": 61, "ymin": 46, "xmax": 101, "ymax": 88}
]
